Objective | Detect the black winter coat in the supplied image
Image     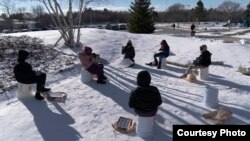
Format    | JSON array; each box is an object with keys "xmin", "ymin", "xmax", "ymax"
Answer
[
  {"xmin": 122, "ymin": 46, "xmax": 135, "ymax": 59},
  {"xmin": 14, "ymin": 62, "xmax": 36, "ymax": 84},
  {"xmin": 193, "ymin": 50, "xmax": 212, "ymax": 67},
  {"xmin": 129, "ymin": 86, "xmax": 162, "ymax": 117}
]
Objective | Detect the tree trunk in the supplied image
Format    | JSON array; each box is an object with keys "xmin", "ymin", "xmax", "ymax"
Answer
[
  {"xmin": 68, "ymin": 0, "xmax": 74, "ymax": 47},
  {"xmin": 76, "ymin": 0, "xmax": 84, "ymax": 46},
  {"xmin": 42, "ymin": 0, "xmax": 68, "ymax": 42}
]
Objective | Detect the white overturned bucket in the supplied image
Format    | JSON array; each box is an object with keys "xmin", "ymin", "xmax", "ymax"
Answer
[
  {"xmin": 81, "ymin": 69, "xmax": 92, "ymax": 83},
  {"xmin": 203, "ymin": 86, "xmax": 219, "ymax": 108},
  {"xmin": 17, "ymin": 83, "xmax": 33, "ymax": 99},
  {"xmin": 198, "ymin": 67, "xmax": 209, "ymax": 80},
  {"xmin": 136, "ymin": 116, "xmax": 155, "ymax": 139}
]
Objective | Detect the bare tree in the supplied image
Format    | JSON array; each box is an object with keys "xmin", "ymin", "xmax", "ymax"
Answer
[
  {"xmin": 0, "ymin": 0, "xmax": 15, "ymax": 17},
  {"xmin": 217, "ymin": 1, "xmax": 242, "ymax": 13},
  {"xmin": 217, "ymin": 1, "xmax": 243, "ymax": 23},
  {"xmin": 167, "ymin": 3, "xmax": 185, "ymax": 12},
  {"xmin": 166, "ymin": 3, "xmax": 188, "ymax": 23},
  {"xmin": 31, "ymin": 0, "xmax": 107, "ymax": 48},
  {"xmin": 17, "ymin": 7, "xmax": 27, "ymax": 14},
  {"xmin": 32, "ymin": 5, "xmax": 44, "ymax": 17}
]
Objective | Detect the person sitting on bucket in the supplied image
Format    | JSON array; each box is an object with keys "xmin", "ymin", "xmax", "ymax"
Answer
[
  {"xmin": 14, "ymin": 50, "xmax": 51, "ymax": 100},
  {"xmin": 122, "ymin": 40, "xmax": 135, "ymax": 67},
  {"xmin": 129, "ymin": 71, "xmax": 162, "ymax": 117},
  {"xmin": 78, "ymin": 46, "xmax": 107, "ymax": 84},
  {"xmin": 146, "ymin": 40, "xmax": 170, "ymax": 69},
  {"xmin": 179, "ymin": 45, "xmax": 212, "ymax": 78}
]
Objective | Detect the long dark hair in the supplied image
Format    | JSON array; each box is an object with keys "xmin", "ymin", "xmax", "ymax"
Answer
[{"xmin": 161, "ymin": 40, "xmax": 169, "ymax": 48}]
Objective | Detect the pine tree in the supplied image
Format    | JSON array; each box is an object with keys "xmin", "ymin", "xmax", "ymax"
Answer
[
  {"xmin": 128, "ymin": 0, "xmax": 155, "ymax": 33},
  {"xmin": 194, "ymin": 0, "xmax": 206, "ymax": 22},
  {"xmin": 246, "ymin": 3, "xmax": 250, "ymax": 19},
  {"xmin": 246, "ymin": 3, "xmax": 250, "ymax": 27}
]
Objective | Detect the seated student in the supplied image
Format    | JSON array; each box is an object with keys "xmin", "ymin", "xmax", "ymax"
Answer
[
  {"xmin": 146, "ymin": 40, "xmax": 170, "ymax": 69},
  {"xmin": 78, "ymin": 46, "xmax": 107, "ymax": 84},
  {"xmin": 129, "ymin": 71, "xmax": 162, "ymax": 117},
  {"xmin": 122, "ymin": 40, "xmax": 135, "ymax": 66},
  {"xmin": 179, "ymin": 45, "xmax": 212, "ymax": 78},
  {"xmin": 14, "ymin": 50, "xmax": 50, "ymax": 100}
]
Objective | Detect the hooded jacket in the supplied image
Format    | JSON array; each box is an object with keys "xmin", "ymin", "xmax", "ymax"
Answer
[
  {"xmin": 129, "ymin": 71, "xmax": 162, "ymax": 117},
  {"xmin": 193, "ymin": 50, "xmax": 212, "ymax": 67},
  {"xmin": 13, "ymin": 50, "xmax": 36, "ymax": 84},
  {"xmin": 121, "ymin": 45, "xmax": 135, "ymax": 59},
  {"xmin": 78, "ymin": 51, "xmax": 94, "ymax": 69}
]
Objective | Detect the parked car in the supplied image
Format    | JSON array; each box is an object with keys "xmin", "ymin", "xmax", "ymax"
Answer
[
  {"xmin": 118, "ymin": 24, "xmax": 127, "ymax": 30},
  {"xmin": 111, "ymin": 24, "xmax": 119, "ymax": 30},
  {"xmin": 2, "ymin": 29, "xmax": 11, "ymax": 33},
  {"xmin": 21, "ymin": 29, "xmax": 30, "ymax": 32},
  {"xmin": 105, "ymin": 23, "xmax": 112, "ymax": 30},
  {"xmin": 97, "ymin": 25, "xmax": 104, "ymax": 29}
]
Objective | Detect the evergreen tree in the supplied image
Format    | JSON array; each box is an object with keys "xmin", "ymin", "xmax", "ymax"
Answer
[
  {"xmin": 246, "ymin": 3, "xmax": 250, "ymax": 27},
  {"xmin": 194, "ymin": 0, "xmax": 206, "ymax": 22},
  {"xmin": 128, "ymin": 0, "xmax": 155, "ymax": 33},
  {"xmin": 245, "ymin": 3, "xmax": 250, "ymax": 19}
]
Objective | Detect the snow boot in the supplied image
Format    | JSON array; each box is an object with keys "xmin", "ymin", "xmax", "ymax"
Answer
[
  {"xmin": 35, "ymin": 92, "xmax": 44, "ymax": 100},
  {"xmin": 157, "ymin": 62, "xmax": 161, "ymax": 69},
  {"xmin": 179, "ymin": 74, "xmax": 188, "ymax": 78},
  {"xmin": 97, "ymin": 79, "xmax": 106, "ymax": 84},
  {"xmin": 39, "ymin": 87, "xmax": 51, "ymax": 93}
]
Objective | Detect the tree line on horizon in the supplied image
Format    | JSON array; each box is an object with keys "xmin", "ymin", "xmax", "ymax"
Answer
[{"xmin": 0, "ymin": 0, "xmax": 249, "ymax": 28}]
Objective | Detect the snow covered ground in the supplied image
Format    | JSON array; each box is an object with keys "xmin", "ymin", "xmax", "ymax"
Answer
[
  {"xmin": 233, "ymin": 33, "xmax": 250, "ymax": 39},
  {"xmin": 196, "ymin": 28, "xmax": 250, "ymax": 36},
  {"xmin": 1, "ymin": 28, "xmax": 250, "ymax": 141}
]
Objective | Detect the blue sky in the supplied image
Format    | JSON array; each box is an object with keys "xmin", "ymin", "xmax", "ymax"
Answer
[
  {"xmin": 1, "ymin": 0, "xmax": 250, "ymax": 13},
  {"xmin": 90, "ymin": 0, "xmax": 250, "ymax": 11}
]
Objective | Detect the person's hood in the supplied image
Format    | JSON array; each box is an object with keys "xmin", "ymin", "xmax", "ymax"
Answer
[
  {"xmin": 18, "ymin": 50, "xmax": 29, "ymax": 63},
  {"xmin": 137, "ymin": 71, "xmax": 151, "ymax": 87},
  {"xmin": 203, "ymin": 50, "xmax": 212, "ymax": 56}
]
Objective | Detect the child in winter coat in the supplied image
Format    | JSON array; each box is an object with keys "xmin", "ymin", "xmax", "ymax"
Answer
[
  {"xmin": 129, "ymin": 71, "xmax": 162, "ymax": 117},
  {"xmin": 78, "ymin": 47, "xmax": 107, "ymax": 84},
  {"xmin": 122, "ymin": 40, "xmax": 135, "ymax": 66}
]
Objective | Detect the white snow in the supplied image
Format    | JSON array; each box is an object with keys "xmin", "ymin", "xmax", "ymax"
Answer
[
  {"xmin": 233, "ymin": 33, "xmax": 250, "ymax": 39},
  {"xmin": 1, "ymin": 28, "xmax": 250, "ymax": 141}
]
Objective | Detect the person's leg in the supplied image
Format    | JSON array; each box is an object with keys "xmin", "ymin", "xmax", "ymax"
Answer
[
  {"xmin": 157, "ymin": 55, "xmax": 165, "ymax": 69},
  {"xmin": 180, "ymin": 65, "xmax": 197, "ymax": 78},
  {"xmin": 87, "ymin": 64, "xmax": 106, "ymax": 84},
  {"xmin": 154, "ymin": 53, "xmax": 161, "ymax": 66},
  {"xmin": 36, "ymin": 72, "xmax": 46, "ymax": 91}
]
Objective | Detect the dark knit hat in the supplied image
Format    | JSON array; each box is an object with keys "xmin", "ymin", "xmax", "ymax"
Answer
[
  {"xmin": 84, "ymin": 46, "xmax": 93, "ymax": 55},
  {"xmin": 18, "ymin": 50, "xmax": 29, "ymax": 63},
  {"xmin": 137, "ymin": 71, "xmax": 151, "ymax": 87}
]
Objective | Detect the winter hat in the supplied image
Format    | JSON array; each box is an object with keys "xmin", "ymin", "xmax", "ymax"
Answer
[
  {"xmin": 137, "ymin": 71, "xmax": 151, "ymax": 87},
  {"xmin": 200, "ymin": 45, "xmax": 207, "ymax": 50},
  {"xmin": 84, "ymin": 46, "xmax": 93, "ymax": 55},
  {"xmin": 127, "ymin": 40, "xmax": 132, "ymax": 46},
  {"xmin": 18, "ymin": 50, "xmax": 29, "ymax": 63}
]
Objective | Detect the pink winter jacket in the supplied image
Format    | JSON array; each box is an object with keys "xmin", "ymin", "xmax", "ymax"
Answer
[{"xmin": 78, "ymin": 51, "xmax": 94, "ymax": 69}]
